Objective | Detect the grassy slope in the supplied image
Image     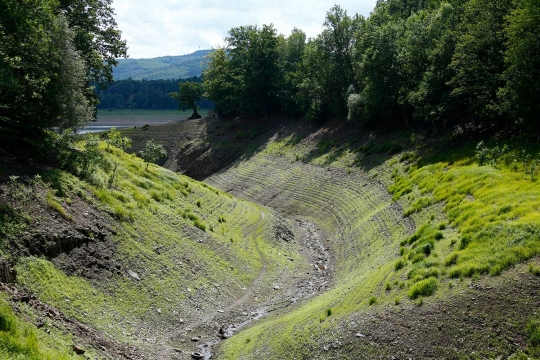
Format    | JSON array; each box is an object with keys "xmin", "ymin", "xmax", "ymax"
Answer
[
  {"xmin": 6, "ymin": 143, "xmax": 306, "ymax": 358},
  {"xmin": 181, "ymin": 122, "xmax": 540, "ymax": 359}
]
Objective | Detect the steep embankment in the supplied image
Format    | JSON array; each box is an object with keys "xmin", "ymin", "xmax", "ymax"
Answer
[
  {"xmin": 128, "ymin": 118, "xmax": 540, "ymax": 359},
  {"xmin": 0, "ymin": 143, "xmax": 318, "ymax": 359}
]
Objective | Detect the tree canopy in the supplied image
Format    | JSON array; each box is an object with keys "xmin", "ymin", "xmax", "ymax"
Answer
[
  {"xmin": 0, "ymin": 0, "xmax": 126, "ymax": 149},
  {"xmin": 202, "ymin": 0, "xmax": 540, "ymax": 136},
  {"xmin": 169, "ymin": 81, "xmax": 204, "ymax": 119}
]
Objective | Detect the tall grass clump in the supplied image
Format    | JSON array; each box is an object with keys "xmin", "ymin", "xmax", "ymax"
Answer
[{"xmin": 408, "ymin": 277, "xmax": 437, "ymax": 299}]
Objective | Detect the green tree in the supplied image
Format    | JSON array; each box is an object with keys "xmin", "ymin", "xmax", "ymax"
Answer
[
  {"xmin": 448, "ymin": 0, "xmax": 514, "ymax": 126},
  {"xmin": 202, "ymin": 48, "xmax": 240, "ymax": 115},
  {"xmin": 0, "ymin": 0, "xmax": 126, "ymax": 152},
  {"xmin": 500, "ymin": 0, "xmax": 540, "ymax": 140},
  {"xmin": 141, "ymin": 139, "xmax": 167, "ymax": 170},
  {"xmin": 105, "ymin": 127, "xmax": 121, "ymax": 148},
  {"xmin": 57, "ymin": 0, "xmax": 128, "ymax": 111},
  {"xmin": 0, "ymin": 1, "xmax": 93, "ymax": 144},
  {"xmin": 407, "ymin": 2, "xmax": 462, "ymax": 128},
  {"xmin": 203, "ymin": 25, "xmax": 281, "ymax": 117},
  {"xmin": 81, "ymin": 134, "xmax": 102, "ymax": 176},
  {"xmin": 297, "ymin": 6, "xmax": 362, "ymax": 120},
  {"xmin": 355, "ymin": 14, "xmax": 404, "ymax": 127},
  {"xmin": 169, "ymin": 81, "xmax": 204, "ymax": 119}
]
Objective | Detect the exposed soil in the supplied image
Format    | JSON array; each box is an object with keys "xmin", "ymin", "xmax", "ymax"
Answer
[
  {"xmin": 154, "ymin": 216, "xmax": 335, "ymax": 360},
  {"xmin": 1, "ymin": 282, "xmax": 144, "ymax": 359},
  {"xmin": 2, "ymin": 119, "xmax": 540, "ymax": 359}
]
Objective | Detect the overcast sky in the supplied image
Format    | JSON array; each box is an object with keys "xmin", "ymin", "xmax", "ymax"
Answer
[{"xmin": 112, "ymin": 0, "xmax": 378, "ymax": 59}]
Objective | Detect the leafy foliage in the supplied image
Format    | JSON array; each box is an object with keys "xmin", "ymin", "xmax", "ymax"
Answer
[
  {"xmin": 169, "ymin": 81, "xmax": 204, "ymax": 118},
  {"xmin": 141, "ymin": 139, "xmax": 167, "ymax": 170},
  {"xmin": 0, "ymin": 0, "xmax": 126, "ymax": 151},
  {"xmin": 203, "ymin": 0, "xmax": 538, "ymax": 135}
]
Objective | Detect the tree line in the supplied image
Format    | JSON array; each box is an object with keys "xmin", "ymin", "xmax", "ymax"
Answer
[
  {"xmin": 96, "ymin": 76, "xmax": 213, "ymax": 110},
  {"xmin": 202, "ymin": 0, "xmax": 540, "ymax": 136}
]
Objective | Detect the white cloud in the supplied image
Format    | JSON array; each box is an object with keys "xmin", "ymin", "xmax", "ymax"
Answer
[{"xmin": 112, "ymin": 0, "xmax": 378, "ymax": 58}]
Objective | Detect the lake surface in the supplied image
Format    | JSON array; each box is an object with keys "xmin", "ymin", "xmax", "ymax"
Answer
[{"xmin": 79, "ymin": 126, "xmax": 131, "ymax": 134}]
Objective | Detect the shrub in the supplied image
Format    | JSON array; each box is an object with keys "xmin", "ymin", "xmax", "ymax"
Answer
[
  {"xmin": 422, "ymin": 243, "xmax": 433, "ymax": 256},
  {"xmin": 368, "ymin": 296, "xmax": 377, "ymax": 305},
  {"xmin": 530, "ymin": 264, "xmax": 540, "ymax": 276},
  {"xmin": 445, "ymin": 253, "xmax": 459, "ymax": 266},
  {"xmin": 326, "ymin": 308, "xmax": 332, "ymax": 317},
  {"xmin": 408, "ymin": 277, "xmax": 438, "ymax": 299},
  {"xmin": 527, "ymin": 318, "xmax": 540, "ymax": 348},
  {"xmin": 395, "ymin": 259, "xmax": 406, "ymax": 271},
  {"xmin": 193, "ymin": 220, "xmax": 206, "ymax": 231}
]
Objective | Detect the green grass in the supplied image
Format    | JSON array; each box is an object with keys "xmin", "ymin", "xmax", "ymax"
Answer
[
  {"xmin": 45, "ymin": 191, "xmax": 72, "ymax": 221},
  {"xmin": 0, "ymin": 296, "xmax": 77, "ymax": 359},
  {"xmin": 408, "ymin": 277, "xmax": 438, "ymax": 299},
  {"xmin": 390, "ymin": 146, "xmax": 540, "ymax": 279},
  {"xmin": 14, "ymin": 141, "xmax": 305, "ymax": 356}
]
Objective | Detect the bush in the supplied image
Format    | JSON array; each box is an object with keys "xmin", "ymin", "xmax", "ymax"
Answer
[
  {"xmin": 408, "ymin": 277, "xmax": 438, "ymax": 299},
  {"xmin": 528, "ymin": 318, "xmax": 540, "ymax": 347},
  {"xmin": 193, "ymin": 219, "xmax": 206, "ymax": 231},
  {"xmin": 368, "ymin": 296, "xmax": 377, "ymax": 305},
  {"xmin": 347, "ymin": 93, "xmax": 364, "ymax": 123},
  {"xmin": 445, "ymin": 253, "xmax": 459, "ymax": 266},
  {"xmin": 395, "ymin": 259, "xmax": 406, "ymax": 271}
]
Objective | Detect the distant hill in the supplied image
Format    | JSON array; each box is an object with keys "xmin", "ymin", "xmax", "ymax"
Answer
[{"xmin": 113, "ymin": 49, "xmax": 212, "ymax": 80}]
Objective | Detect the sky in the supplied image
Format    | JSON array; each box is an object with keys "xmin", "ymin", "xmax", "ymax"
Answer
[{"xmin": 112, "ymin": 0, "xmax": 378, "ymax": 59}]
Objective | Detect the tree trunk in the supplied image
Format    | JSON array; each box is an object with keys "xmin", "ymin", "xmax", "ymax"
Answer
[
  {"xmin": 402, "ymin": 109, "xmax": 409, "ymax": 129},
  {"xmin": 189, "ymin": 106, "xmax": 201, "ymax": 120}
]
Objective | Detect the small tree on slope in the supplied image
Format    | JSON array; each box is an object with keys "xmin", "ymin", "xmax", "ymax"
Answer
[{"xmin": 141, "ymin": 139, "xmax": 167, "ymax": 170}]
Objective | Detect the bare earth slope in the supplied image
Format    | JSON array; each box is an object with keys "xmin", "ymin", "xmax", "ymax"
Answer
[{"xmin": 129, "ymin": 118, "xmax": 540, "ymax": 359}]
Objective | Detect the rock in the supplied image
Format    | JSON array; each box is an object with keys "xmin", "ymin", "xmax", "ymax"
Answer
[
  {"xmin": 274, "ymin": 285, "xmax": 280, "ymax": 290},
  {"xmin": 217, "ymin": 310, "xmax": 224, "ymax": 313},
  {"xmin": 179, "ymin": 318, "xmax": 185, "ymax": 323},
  {"xmin": 191, "ymin": 352, "xmax": 204, "ymax": 360},
  {"xmin": 73, "ymin": 344, "xmax": 85, "ymax": 355},
  {"xmin": 173, "ymin": 348, "xmax": 182, "ymax": 353},
  {"xmin": 191, "ymin": 337, "xmax": 200, "ymax": 342},
  {"xmin": 157, "ymin": 308, "xmax": 161, "ymax": 314},
  {"xmin": 356, "ymin": 333, "xmax": 366, "ymax": 338},
  {"xmin": 128, "ymin": 270, "xmax": 140, "ymax": 281}
]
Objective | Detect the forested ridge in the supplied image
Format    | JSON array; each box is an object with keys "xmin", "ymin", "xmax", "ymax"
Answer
[
  {"xmin": 96, "ymin": 76, "xmax": 213, "ymax": 110},
  {"xmin": 203, "ymin": 0, "xmax": 540, "ymax": 136},
  {"xmin": 112, "ymin": 50, "xmax": 211, "ymax": 80}
]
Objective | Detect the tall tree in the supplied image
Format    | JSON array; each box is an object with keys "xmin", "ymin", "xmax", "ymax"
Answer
[
  {"xmin": 57, "ymin": 0, "xmax": 128, "ymax": 111},
  {"xmin": 499, "ymin": 0, "xmax": 540, "ymax": 139},
  {"xmin": 448, "ymin": 0, "xmax": 514, "ymax": 125},
  {"xmin": 0, "ymin": 0, "xmax": 93, "ymax": 143},
  {"xmin": 297, "ymin": 5, "xmax": 362, "ymax": 120}
]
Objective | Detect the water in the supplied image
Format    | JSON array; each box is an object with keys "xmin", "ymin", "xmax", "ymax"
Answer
[{"xmin": 78, "ymin": 126, "xmax": 131, "ymax": 134}]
